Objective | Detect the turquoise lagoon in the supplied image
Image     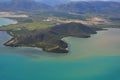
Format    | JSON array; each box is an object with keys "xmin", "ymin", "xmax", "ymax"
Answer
[
  {"xmin": 0, "ymin": 18, "xmax": 120, "ymax": 80},
  {"xmin": 0, "ymin": 18, "xmax": 17, "ymax": 26}
]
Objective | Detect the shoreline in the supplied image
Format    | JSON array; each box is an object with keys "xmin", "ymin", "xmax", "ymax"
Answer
[
  {"xmin": 0, "ymin": 17, "xmax": 114, "ymax": 53},
  {"xmin": 2, "ymin": 28, "xmax": 119, "ymax": 54},
  {"xmin": 4, "ymin": 23, "xmax": 103, "ymax": 53},
  {"xmin": 4, "ymin": 37, "xmax": 69, "ymax": 53}
]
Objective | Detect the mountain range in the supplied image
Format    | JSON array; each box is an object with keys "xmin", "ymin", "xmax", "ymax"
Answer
[
  {"xmin": 0, "ymin": 0, "xmax": 71, "ymax": 6},
  {"xmin": 0, "ymin": 0, "xmax": 51, "ymax": 11},
  {"xmin": 57, "ymin": 1, "xmax": 120, "ymax": 14},
  {"xmin": 0, "ymin": 0, "xmax": 120, "ymax": 15},
  {"xmin": 37, "ymin": 0, "xmax": 71, "ymax": 6}
]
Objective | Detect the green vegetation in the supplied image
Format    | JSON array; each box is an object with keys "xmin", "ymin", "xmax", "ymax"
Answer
[
  {"xmin": 0, "ymin": 17, "xmax": 54, "ymax": 31},
  {"xmin": 0, "ymin": 11, "xmax": 91, "ymax": 31}
]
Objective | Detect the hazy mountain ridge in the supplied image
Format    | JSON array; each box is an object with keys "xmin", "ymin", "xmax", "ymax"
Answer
[
  {"xmin": 57, "ymin": 1, "xmax": 120, "ymax": 14},
  {"xmin": 0, "ymin": 0, "xmax": 71, "ymax": 6},
  {"xmin": 38, "ymin": 0, "xmax": 71, "ymax": 6},
  {"xmin": 0, "ymin": 0, "xmax": 51, "ymax": 11},
  {"xmin": 0, "ymin": 0, "xmax": 120, "ymax": 14}
]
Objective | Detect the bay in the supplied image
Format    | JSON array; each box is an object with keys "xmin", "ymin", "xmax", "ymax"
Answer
[
  {"xmin": 0, "ymin": 18, "xmax": 17, "ymax": 26},
  {"xmin": 0, "ymin": 18, "xmax": 120, "ymax": 80}
]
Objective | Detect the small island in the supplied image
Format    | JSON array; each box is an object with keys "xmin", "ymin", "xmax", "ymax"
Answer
[{"xmin": 4, "ymin": 22, "xmax": 102, "ymax": 53}]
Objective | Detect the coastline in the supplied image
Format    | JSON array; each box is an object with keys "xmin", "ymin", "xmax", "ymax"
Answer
[
  {"xmin": 3, "ymin": 22, "xmax": 103, "ymax": 53},
  {"xmin": 4, "ymin": 37, "xmax": 69, "ymax": 53},
  {"xmin": 3, "ymin": 27, "xmax": 118, "ymax": 54},
  {"xmin": 0, "ymin": 17, "xmax": 116, "ymax": 54}
]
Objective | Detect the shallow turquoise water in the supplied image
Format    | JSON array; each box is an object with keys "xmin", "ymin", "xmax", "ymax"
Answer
[
  {"xmin": 0, "ymin": 18, "xmax": 17, "ymax": 26},
  {"xmin": 0, "ymin": 18, "xmax": 120, "ymax": 80}
]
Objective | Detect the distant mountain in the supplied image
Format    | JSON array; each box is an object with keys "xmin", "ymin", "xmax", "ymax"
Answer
[
  {"xmin": 0, "ymin": 0, "xmax": 71, "ymax": 6},
  {"xmin": 37, "ymin": 0, "xmax": 71, "ymax": 6},
  {"xmin": 0, "ymin": 0, "xmax": 51, "ymax": 11},
  {"xmin": 57, "ymin": 1, "xmax": 120, "ymax": 14},
  {"xmin": 0, "ymin": 0, "xmax": 120, "ymax": 15},
  {"xmin": 0, "ymin": 0, "xmax": 10, "ymax": 2}
]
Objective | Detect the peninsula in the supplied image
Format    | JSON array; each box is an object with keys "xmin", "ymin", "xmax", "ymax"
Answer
[{"xmin": 4, "ymin": 23, "xmax": 101, "ymax": 53}]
